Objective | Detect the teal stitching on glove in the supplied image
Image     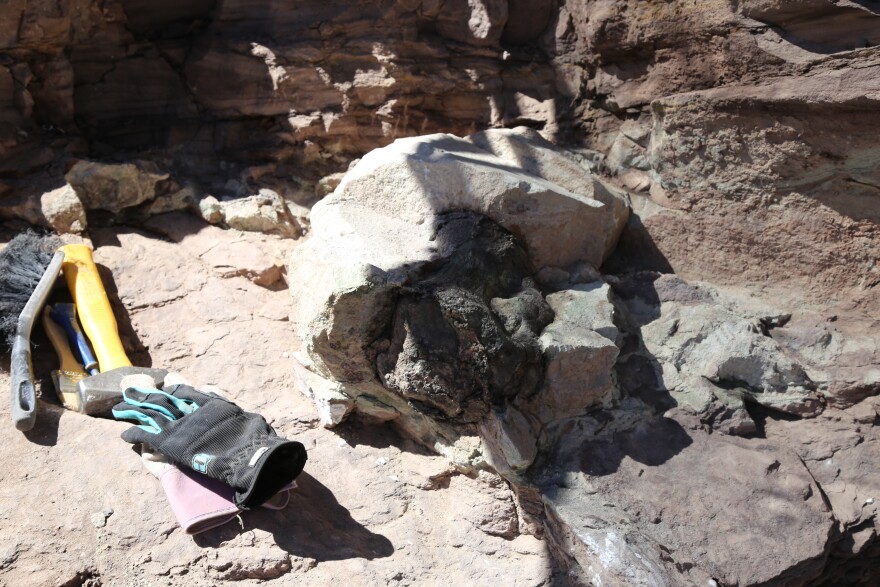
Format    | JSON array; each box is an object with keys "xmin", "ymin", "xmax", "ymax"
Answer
[
  {"xmin": 112, "ymin": 386, "xmax": 199, "ymax": 434},
  {"xmin": 123, "ymin": 386, "xmax": 199, "ymax": 418},
  {"xmin": 112, "ymin": 408, "xmax": 162, "ymax": 434}
]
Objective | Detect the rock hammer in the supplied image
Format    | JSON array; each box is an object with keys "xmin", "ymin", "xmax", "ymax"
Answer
[{"xmin": 59, "ymin": 244, "xmax": 167, "ymax": 417}]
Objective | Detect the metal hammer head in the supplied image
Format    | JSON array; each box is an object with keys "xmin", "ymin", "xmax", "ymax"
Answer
[{"xmin": 76, "ymin": 367, "xmax": 169, "ymax": 416}]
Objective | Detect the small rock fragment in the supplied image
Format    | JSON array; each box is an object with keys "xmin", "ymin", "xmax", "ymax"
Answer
[
  {"xmin": 40, "ymin": 184, "xmax": 86, "ymax": 234},
  {"xmin": 90, "ymin": 512, "xmax": 109, "ymax": 528},
  {"xmin": 315, "ymin": 171, "xmax": 345, "ymax": 197},
  {"xmin": 221, "ymin": 189, "xmax": 302, "ymax": 237},
  {"xmin": 199, "ymin": 195, "xmax": 223, "ymax": 224},
  {"xmin": 145, "ymin": 186, "xmax": 196, "ymax": 216},
  {"xmin": 200, "ymin": 239, "xmax": 283, "ymax": 287}
]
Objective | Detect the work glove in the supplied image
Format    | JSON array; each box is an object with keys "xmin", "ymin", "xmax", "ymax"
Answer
[{"xmin": 112, "ymin": 384, "xmax": 307, "ymax": 509}]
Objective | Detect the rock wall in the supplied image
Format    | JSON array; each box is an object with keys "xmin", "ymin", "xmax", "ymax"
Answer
[
  {"xmin": 576, "ymin": 1, "xmax": 880, "ymax": 316},
  {"xmin": 558, "ymin": 0, "xmax": 880, "ymax": 432},
  {"xmin": 0, "ymin": 0, "xmax": 566, "ymax": 205},
  {"xmin": 2, "ymin": 1, "xmax": 877, "ymax": 319}
]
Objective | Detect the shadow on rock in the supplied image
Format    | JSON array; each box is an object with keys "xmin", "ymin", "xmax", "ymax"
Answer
[
  {"xmin": 332, "ymin": 417, "xmax": 436, "ymax": 457},
  {"xmin": 735, "ymin": 1, "xmax": 880, "ymax": 54},
  {"xmin": 194, "ymin": 472, "xmax": 395, "ymax": 562},
  {"xmin": 534, "ymin": 408, "xmax": 694, "ymax": 484},
  {"xmin": 22, "ymin": 401, "xmax": 62, "ymax": 447},
  {"xmin": 577, "ymin": 415, "xmax": 693, "ymax": 477},
  {"xmin": 601, "ymin": 211, "xmax": 674, "ymax": 276},
  {"xmin": 534, "ymin": 271, "xmax": 695, "ymax": 483}
]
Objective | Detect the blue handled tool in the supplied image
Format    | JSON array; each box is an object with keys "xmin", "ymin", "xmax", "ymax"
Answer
[{"xmin": 50, "ymin": 303, "xmax": 99, "ymax": 375}]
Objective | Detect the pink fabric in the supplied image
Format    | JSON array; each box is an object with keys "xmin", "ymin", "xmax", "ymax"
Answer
[
  {"xmin": 130, "ymin": 380, "xmax": 298, "ymax": 534},
  {"xmin": 157, "ymin": 467, "xmax": 299, "ymax": 534},
  {"xmin": 157, "ymin": 465, "xmax": 240, "ymax": 534},
  {"xmin": 262, "ymin": 480, "xmax": 297, "ymax": 510}
]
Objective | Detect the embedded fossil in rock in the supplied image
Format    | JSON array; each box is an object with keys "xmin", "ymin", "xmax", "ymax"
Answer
[
  {"xmin": 288, "ymin": 128, "xmax": 630, "ymax": 467},
  {"xmin": 375, "ymin": 212, "xmax": 553, "ymax": 424}
]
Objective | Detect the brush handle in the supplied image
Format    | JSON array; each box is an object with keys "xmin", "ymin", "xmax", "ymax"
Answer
[
  {"xmin": 60, "ymin": 244, "xmax": 132, "ymax": 373},
  {"xmin": 10, "ymin": 251, "xmax": 65, "ymax": 431},
  {"xmin": 49, "ymin": 303, "xmax": 98, "ymax": 375}
]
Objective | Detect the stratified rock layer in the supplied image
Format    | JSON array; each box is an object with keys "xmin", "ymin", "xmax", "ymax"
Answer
[{"xmin": 0, "ymin": 0, "xmax": 569, "ymax": 216}]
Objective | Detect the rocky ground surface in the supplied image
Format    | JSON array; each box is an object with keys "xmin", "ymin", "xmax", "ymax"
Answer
[{"xmin": 0, "ymin": 218, "xmax": 554, "ymax": 587}]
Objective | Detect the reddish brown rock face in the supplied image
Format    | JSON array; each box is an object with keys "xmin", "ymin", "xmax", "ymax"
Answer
[
  {"xmin": 2, "ymin": 1, "xmax": 876, "ymax": 313},
  {"xmin": 0, "ymin": 0, "xmax": 566, "ymax": 187}
]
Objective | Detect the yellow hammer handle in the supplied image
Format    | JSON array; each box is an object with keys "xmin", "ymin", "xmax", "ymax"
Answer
[
  {"xmin": 60, "ymin": 244, "xmax": 132, "ymax": 372},
  {"xmin": 41, "ymin": 307, "xmax": 87, "ymax": 375}
]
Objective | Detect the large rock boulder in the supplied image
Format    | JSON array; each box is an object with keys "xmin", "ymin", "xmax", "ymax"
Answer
[
  {"xmin": 65, "ymin": 160, "xmax": 169, "ymax": 214},
  {"xmin": 289, "ymin": 127, "xmax": 630, "ymax": 466}
]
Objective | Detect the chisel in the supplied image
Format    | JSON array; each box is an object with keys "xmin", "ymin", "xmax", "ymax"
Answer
[{"xmin": 49, "ymin": 303, "xmax": 99, "ymax": 375}]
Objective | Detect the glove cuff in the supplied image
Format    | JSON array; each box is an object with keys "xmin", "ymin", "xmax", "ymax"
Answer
[
  {"xmin": 230, "ymin": 439, "xmax": 307, "ymax": 509},
  {"xmin": 164, "ymin": 466, "xmax": 241, "ymax": 534}
]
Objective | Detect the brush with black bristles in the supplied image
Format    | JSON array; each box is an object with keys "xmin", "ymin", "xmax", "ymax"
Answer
[
  {"xmin": 0, "ymin": 232, "xmax": 63, "ymax": 345},
  {"xmin": 0, "ymin": 231, "xmax": 64, "ymax": 430}
]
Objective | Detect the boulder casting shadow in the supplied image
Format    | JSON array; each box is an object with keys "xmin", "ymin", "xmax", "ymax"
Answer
[{"xmin": 288, "ymin": 127, "xmax": 632, "ymax": 466}]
